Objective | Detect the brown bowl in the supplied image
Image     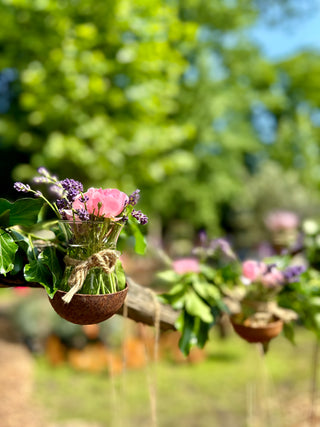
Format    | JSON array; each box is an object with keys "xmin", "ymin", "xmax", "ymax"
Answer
[
  {"xmin": 231, "ymin": 317, "xmax": 283, "ymax": 344},
  {"xmin": 48, "ymin": 284, "xmax": 128, "ymax": 325}
]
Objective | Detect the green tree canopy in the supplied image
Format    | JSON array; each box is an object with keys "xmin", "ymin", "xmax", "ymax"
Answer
[{"xmin": 0, "ymin": 0, "xmax": 319, "ymax": 238}]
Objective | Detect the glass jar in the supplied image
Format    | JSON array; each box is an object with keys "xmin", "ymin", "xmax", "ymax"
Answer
[{"xmin": 58, "ymin": 220, "xmax": 125, "ymax": 295}]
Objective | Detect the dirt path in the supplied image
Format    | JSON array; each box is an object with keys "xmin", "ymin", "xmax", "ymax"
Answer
[{"xmin": 0, "ymin": 339, "xmax": 45, "ymax": 427}]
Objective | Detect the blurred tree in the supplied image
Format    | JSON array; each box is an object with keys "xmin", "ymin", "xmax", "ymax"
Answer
[{"xmin": 0, "ymin": 0, "xmax": 319, "ymax": 239}]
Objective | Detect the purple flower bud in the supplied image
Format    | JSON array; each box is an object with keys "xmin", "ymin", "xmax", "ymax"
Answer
[
  {"xmin": 198, "ymin": 230, "xmax": 207, "ymax": 246},
  {"xmin": 50, "ymin": 185, "xmax": 65, "ymax": 197},
  {"xmin": 128, "ymin": 189, "xmax": 140, "ymax": 206},
  {"xmin": 13, "ymin": 182, "xmax": 31, "ymax": 192},
  {"xmin": 33, "ymin": 176, "xmax": 51, "ymax": 184},
  {"xmin": 283, "ymin": 265, "xmax": 306, "ymax": 283},
  {"xmin": 59, "ymin": 178, "xmax": 83, "ymax": 202},
  {"xmin": 75, "ymin": 208, "xmax": 90, "ymax": 221},
  {"xmin": 210, "ymin": 238, "xmax": 236, "ymax": 260},
  {"xmin": 131, "ymin": 209, "xmax": 148, "ymax": 225},
  {"xmin": 37, "ymin": 167, "xmax": 50, "ymax": 177},
  {"xmin": 57, "ymin": 199, "xmax": 70, "ymax": 210},
  {"xmin": 79, "ymin": 195, "xmax": 89, "ymax": 203},
  {"xmin": 34, "ymin": 190, "xmax": 43, "ymax": 198},
  {"xmin": 121, "ymin": 215, "xmax": 129, "ymax": 224}
]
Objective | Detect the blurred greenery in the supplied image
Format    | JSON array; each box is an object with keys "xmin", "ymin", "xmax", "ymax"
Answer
[{"xmin": 0, "ymin": 0, "xmax": 320, "ymax": 240}]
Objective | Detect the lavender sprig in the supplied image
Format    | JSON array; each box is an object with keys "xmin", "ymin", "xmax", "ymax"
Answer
[
  {"xmin": 128, "ymin": 189, "xmax": 140, "ymax": 206},
  {"xmin": 14, "ymin": 179, "xmax": 59, "ymax": 216},
  {"xmin": 13, "ymin": 182, "xmax": 31, "ymax": 192},
  {"xmin": 75, "ymin": 208, "xmax": 90, "ymax": 221},
  {"xmin": 131, "ymin": 209, "xmax": 148, "ymax": 225},
  {"xmin": 283, "ymin": 265, "xmax": 306, "ymax": 283}
]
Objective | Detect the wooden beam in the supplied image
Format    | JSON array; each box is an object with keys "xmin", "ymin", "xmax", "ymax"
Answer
[{"xmin": 118, "ymin": 277, "xmax": 179, "ymax": 330}]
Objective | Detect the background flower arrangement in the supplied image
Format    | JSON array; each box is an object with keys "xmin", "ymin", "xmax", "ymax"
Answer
[
  {"xmin": 158, "ymin": 232, "xmax": 307, "ymax": 354},
  {"xmin": 0, "ymin": 167, "xmax": 147, "ymax": 306},
  {"xmin": 158, "ymin": 237, "xmax": 240, "ymax": 356}
]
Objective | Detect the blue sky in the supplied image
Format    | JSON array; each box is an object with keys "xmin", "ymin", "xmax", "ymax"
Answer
[{"xmin": 250, "ymin": 2, "xmax": 320, "ymax": 61}]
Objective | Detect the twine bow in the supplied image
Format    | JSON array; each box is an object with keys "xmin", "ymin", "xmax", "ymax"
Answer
[{"xmin": 62, "ymin": 249, "xmax": 119, "ymax": 303}]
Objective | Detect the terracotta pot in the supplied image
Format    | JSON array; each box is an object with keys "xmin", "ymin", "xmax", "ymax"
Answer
[
  {"xmin": 230, "ymin": 317, "xmax": 283, "ymax": 344},
  {"xmin": 48, "ymin": 284, "xmax": 128, "ymax": 325}
]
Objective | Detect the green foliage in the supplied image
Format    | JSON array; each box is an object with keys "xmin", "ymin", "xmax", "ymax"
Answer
[
  {"xmin": 0, "ymin": 197, "xmax": 63, "ymax": 294},
  {"xmin": 24, "ymin": 247, "xmax": 62, "ymax": 297},
  {"xmin": 1, "ymin": 0, "xmax": 318, "ymax": 236},
  {"xmin": 126, "ymin": 216, "xmax": 147, "ymax": 255},
  {"xmin": 114, "ymin": 259, "xmax": 126, "ymax": 291},
  {"xmin": 159, "ymin": 267, "xmax": 227, "ymax": 355},
  {"xmin": 278, "ymin": 269, "xmax": 320, "ymax": 339},
  {"xmin": 0, "ymin": 197, "xmax": 43, "ymax": 227},
  {"xmin": 0, "ymin": 197, "xmax": 44, "ymax": 275},
  {"xmin": 0, "ymin": 231, "xmax": 18, "ymax": 275}
]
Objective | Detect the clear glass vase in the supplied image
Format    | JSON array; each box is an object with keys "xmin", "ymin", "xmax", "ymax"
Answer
[{"xmin": 58, "ymin": 220, "xmax": 125, "ymax": 295}]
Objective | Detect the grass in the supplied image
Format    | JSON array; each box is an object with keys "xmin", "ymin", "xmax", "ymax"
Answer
[{"xmin": 33, "ymin": 326, "xmax": 318, "ymax": 427}]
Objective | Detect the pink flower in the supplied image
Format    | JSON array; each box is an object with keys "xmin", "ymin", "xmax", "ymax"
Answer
[
  {"xmin": 242, "ymin": 260, "xmax": 285, "ymax": 288},
  {"xmin": 242, "ymin": 260, "xmax": 267, "ymax": 282},
  {"xmin": 264, "ymin": 210, "xmax": 299, "ymax": 231},
  {"xmin": 261, "ymin": 268, "xmax": 284, "ymax": 288},
  {"xmin": 73, "ymin": 188, "xmax": 129, "ymax": 218},
  {"xmin": 173, "ymin": 258, "xmax": 200, "ymax": 274}
]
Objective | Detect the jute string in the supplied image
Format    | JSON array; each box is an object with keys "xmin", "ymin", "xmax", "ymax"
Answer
[
  {"xmin": 62, "ymin": 249, "xmax": 119, "ymax": 303},
  {"xmin": 143, "ymin": 288, "xmax": 161, "ymax": 427}
]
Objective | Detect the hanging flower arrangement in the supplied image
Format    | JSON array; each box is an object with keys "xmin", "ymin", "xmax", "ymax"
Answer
[
  {"xmin": 0, "ymin": 167, "xmax": 148, "ymax": 324},
  {"xmin": 227, "ymin": 258, "xmax": 306, "ymax": 350}
]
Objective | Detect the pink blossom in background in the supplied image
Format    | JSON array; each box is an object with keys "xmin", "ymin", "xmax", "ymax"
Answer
[
  {"xmin": 172, "ymin": 258, "xmax": 200, "ymax": 274},
  {"xmin": 242, "ymin": 260, "xmax": 267, "ymax": 282},
  {"xmin": 261, "ymin": 268, "xmax": 284, "ymax": 288},
  {"xmin": 242, "ymin": 260, "xmax": 285, "ymax": 288},
  {"xmin": 73, "ymin": 188, "xmax": 129, "ymax": 218},
  {"xmin": 264, "ymin": 210, "xmax": 299, "ymax": 231}
]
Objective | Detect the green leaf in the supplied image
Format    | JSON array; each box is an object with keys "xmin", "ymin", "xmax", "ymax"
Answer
[
  {"xmin": 157, "ymin": 270, "xmax": 179, "ymax": 283},
  {"xmin": 0, "ymin": 231, "xmax": 19, "ymax": 275},
  {"xmin": 24, "ymin": 247, "xmax": 62, "ymax": 297},
  {"xmin": 159, "ymin": 282, "xmax": 188, "ymax": 308},
  {"xmin": 200, "ymin": 264, "xmax": 216, "ymax": 280},
  {"xmin": 9, "ymin": 198, "xmax": 44, "ymax": 226},
  {"xmin": 194, "ymin": 318, "xmax": 211, "ymax": 348},
  {"xmin": 127, "ymin": 218, "xmax": 146, "ymax": 255},
  {"xmin": 192, "ymin": 279, "xmax": 221, "ymax": 304},
  {"xmin": 165, "ymin": 282, "xmax": 187, "ymax": 296},
  {"xmin": 0, "ymin": 199, "xmax": 12, "ymax": 217},
  {"xmin": 177, "ymin": 311, "xmax": 195, "ymax": 357},
  {"xmin": 10, "ymin": 229, "xmax": 35, "ymax": 259},
  {"xmin": 185, "ymin": 290, "xmax": 214, "ymax": 323},
  {"xmin": 282, "ymin": 322, "xmax": 296, "ymax": 345},
  {"xmin": 0, "ymin": 209, "xmax": 10, "ymax": 228},
  {"xmin": 29, "ymin": 229, "xmax": 56, "ymax": 240},
  {"xmin": 115, "ymin": 259, "xmax": 126, "ymax": 290},
  {"xmin": 40, "ymin": 247, "xmax": 63, "ymax": 290},
  {"xmin": 12, "ymin": 250, "xmax": 25, "ymax": 275},
  {"xmin": 24, "ymin": 258, "xmax": 52, "ymax": 292}
]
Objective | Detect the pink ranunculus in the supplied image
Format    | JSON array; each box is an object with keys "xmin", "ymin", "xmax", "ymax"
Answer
[
  {"xmin": 242, "ymin": 260, "xmax": 267, "ymax": 282},
  {"xmin": 261, "ymin": 268, "xmax": 284, "ymax": 288},
  {"xmin": 172, "ymin": 258, "xmax": 200, "ymax": 274},
  {"xmin": 73, "ymin": 188, "xmax": 129, "ymax": 218}
]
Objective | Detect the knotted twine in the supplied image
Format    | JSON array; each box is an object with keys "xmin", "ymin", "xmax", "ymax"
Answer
[{"xmin": 62, "ymin": 249, "xmax": 119, "ymax": 303}]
